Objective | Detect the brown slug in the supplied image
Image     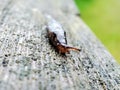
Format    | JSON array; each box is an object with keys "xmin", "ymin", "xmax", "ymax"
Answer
[{"xmin": 45, "ymin": 15, "xmax": 81, "ymax": 55}]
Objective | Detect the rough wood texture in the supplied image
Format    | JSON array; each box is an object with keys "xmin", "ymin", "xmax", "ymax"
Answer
[{"xmin": 0, "ymin": 0, "xmax": 120, "ymax": 90}]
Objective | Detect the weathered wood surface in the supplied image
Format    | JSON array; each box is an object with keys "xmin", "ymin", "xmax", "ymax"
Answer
[{"xmin": 0, "ymin": 0, "xmax": 120, "ymax": 90}]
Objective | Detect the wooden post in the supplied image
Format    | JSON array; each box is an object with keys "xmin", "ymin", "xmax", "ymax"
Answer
[{"xmin": 0, "ymin": 0, "xmax": 120, "ymax": 90}]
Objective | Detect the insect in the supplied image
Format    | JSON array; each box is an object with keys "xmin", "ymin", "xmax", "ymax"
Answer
[{"xmin": 45, "ymin": 15, "xmax": 81, "ymax": 55}]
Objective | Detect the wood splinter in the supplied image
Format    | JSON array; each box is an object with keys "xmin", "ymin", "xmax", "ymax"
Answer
[{"xmin": 45, "ymin": 15, "xmax": 81, "ymax": 55}]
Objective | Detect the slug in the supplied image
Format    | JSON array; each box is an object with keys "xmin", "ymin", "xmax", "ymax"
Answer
[{"xmin": 45, "ymin": 15, "xmax": 81, "ymax": 55}]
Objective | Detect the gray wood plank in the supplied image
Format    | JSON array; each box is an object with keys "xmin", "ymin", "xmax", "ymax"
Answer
[{"xmin": 0, "ymin": 0, "xmax": 120, "ymax": 90}]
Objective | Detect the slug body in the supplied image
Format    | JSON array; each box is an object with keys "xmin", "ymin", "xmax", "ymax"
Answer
[{"xmin": 46, "ymin": 15, "xmax": 80, "ymax": 55}]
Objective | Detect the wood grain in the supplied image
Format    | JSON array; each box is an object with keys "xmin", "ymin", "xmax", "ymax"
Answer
[{"xmin": 0, "ymin": 0, "xmax": 120, "ymax": 90}]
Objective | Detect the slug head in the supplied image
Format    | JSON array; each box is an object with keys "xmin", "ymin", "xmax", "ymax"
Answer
[{"xmin": 57, "ymin": 44, "xmax": 81, "ymax": 55}]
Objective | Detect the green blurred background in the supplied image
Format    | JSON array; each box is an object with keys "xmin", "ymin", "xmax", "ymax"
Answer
[{"xmin": 75, "ymin": 0, "xmax": 120, "ymax": 63}]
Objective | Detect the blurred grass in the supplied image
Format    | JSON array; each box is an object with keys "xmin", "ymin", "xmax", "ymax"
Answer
[{"xmin": 75, "ymin": 0, "xmax": 120, "ymax": 63}]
